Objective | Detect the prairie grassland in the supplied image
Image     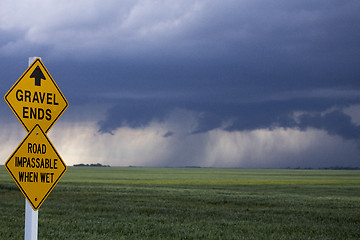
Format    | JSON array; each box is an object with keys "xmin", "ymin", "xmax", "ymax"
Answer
[{"xmin": 0, "ymin": 166, "xmax": 359, "ymax": 239}]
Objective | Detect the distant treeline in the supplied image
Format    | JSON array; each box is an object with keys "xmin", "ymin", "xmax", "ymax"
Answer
[
  {"xmin": 71, "ymin": 164, "xmax": 359, "ymax": 169},
  {"xmin": 288, "ymin": 166, "xmax": 360, "ymax": 170},
  {"xmin": 319, "ymin": 166, "xmax": 360, "ymax": 170},
  {"xmin": 73, "ymin": 163, "xmax": 110, "ymax": 167}
]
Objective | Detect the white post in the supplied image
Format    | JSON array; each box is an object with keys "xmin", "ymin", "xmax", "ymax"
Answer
[
  {"xmin": 28, "ymin": 56, "xmax": 40, "ymax": 67},
  {"xmin": 24, "ymin": 56, "xmax": 40, "ymax": 240},
  {"xmin": 25, "ymin": 199, "xmax": 38, "ymax": 240}
]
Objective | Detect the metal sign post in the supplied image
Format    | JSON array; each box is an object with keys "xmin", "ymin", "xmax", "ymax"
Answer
[
  {"xmin": 25, "ymin": 198, "xmax": 38, "ymax": 240},
  {"xmin": 25, "ymin": 57, "xmax": 39, "ymax": 240}
]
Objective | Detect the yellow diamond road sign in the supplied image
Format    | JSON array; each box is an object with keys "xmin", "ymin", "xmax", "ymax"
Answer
[
  {"xmin": 4, "ymin": 58, "xmax": 68, "ymax": 133},
  {"xmin": 5, "ymin": 125, "xmax": 67, "ymax": 211}
]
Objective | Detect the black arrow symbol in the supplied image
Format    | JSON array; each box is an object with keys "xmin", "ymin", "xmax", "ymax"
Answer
[{"xmin": 30, "ymin": 66, "xmax": 46, "ymax": 86}]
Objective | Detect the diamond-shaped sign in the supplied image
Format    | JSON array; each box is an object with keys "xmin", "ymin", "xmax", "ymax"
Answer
[
  {"xmin": 4, "ymin": 58, "xmax": 68, "ymax": 133},
  {"xmin": 5, "ymin": 125, "xmax": 67, "ymax": 211}
]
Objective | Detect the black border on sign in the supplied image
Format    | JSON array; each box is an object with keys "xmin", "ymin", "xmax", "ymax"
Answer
[
  {"xmin": 5, "ymin": 124, "xmax": 67, "ymax": 211},
  {"xmin": 4, "ymin": 58, "xmax": 69, "ymax": 133}
]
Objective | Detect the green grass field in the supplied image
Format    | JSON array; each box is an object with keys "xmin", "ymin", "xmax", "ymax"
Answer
[{"xmin": 0, "ymin": 166, "xmax": 359, "ymax": 239}]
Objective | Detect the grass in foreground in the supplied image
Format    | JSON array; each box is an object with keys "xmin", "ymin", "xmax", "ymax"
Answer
[{"xmin": 0, "ymin": 166, "xmax": 359, "ymax": 239}]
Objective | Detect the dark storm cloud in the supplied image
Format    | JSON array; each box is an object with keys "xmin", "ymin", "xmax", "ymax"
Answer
[
  {"xmin": 98, "ymin": 99, "xmax": 171, "ymax": 134},
  {"xmin": 92, "ymin": 0, "xmax": 360, "ymax": 142},
  {"xmin": 1, "ymin": 1, "xmax": 360, "ymax": 153},
  {"xmin": 97, "ymin": 86, "xmax": 360, "ymax": 139},
  {"xmin": 297, "ymin": 110, "xmax": 360, "ymax": 140}
]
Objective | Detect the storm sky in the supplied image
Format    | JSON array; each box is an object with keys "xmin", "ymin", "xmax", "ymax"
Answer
[{"xmin": 1, "ymin": 0, "xmax": 360, "ymax": 168}]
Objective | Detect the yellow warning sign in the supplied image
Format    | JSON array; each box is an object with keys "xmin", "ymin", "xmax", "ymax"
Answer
[
  {"xmin": 4, "ymin": 58, "xmax": 68, "ymax": 133},
  {"xmin": 5, "ymin": 125, "xmax": 67, "ymax": 211}
]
